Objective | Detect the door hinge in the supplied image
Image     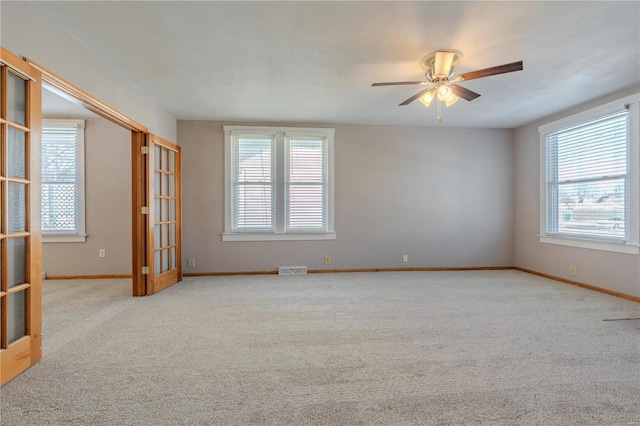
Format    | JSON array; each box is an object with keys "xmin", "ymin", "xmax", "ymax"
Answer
[
  {"xmin": 141, "ymin": 206, "xmax": 149, "ymax": 215},
  {"xmin": 141, "ymin": 266, "xmax": 149, "ymax": 275},
  {"xmin": 141, "ymin": 146, "xmax": 150, "ymax": 154}
]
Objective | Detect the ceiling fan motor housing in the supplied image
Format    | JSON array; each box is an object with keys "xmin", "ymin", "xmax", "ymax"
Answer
[{"xmin": 420, "ymin": 49, "xmax": 464, "ymax": 81}]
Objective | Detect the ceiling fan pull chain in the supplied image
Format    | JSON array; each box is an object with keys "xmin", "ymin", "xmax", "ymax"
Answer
[{"xmin": 437, "ymin": 100, "xmax": 442, "ymax": 122}]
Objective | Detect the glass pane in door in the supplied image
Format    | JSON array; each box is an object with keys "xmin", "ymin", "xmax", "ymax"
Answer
[
  {"xmin": 161, "ymin": 148, "xmax": 168, "ymax": 171},
  {"xmin": 161, "ymin": 224, "xmax": 169, "ymax": 247},
  {"xmin": 161, "ymin": 173, "xmax": 168, "ymax": 196},
  {"xmin": 169, "ymin": 151, "xmax": 175, "ymax": 173},
  {"xmin": 7, "ymin": 72, "xmax": 26, "ymax": 126},
  {"xmin": 154, "ymin": 250, "xmax": 161, "ymax": 275},
  {"xmin": 8, "ymin": 290, "xmax": 26, "ymax": 343},
  {"xmin": 154, "ymin": 171, "xmax": 161, "ymax": 197},
  {"xmin": 154, "ymin": 197, "xmax": 161, "ymax": 222},
  {"xmin": 161, "ymin": 199, "xmax": 168, "ymax": 221},
  {"xmin": 154, "ymin": 225, "xmax": 161, "ymax": 249},
  {"xmin": 8, "ymin": 127, "xmax": 26, "ymax": 178},
  {"xmin": 8, "ymin": 238, "xmax": 26, "ymax": 288},
  {"xmin": 162, "ymin": 249, "xmax": 169, "ymax": 272},
  {"xmin": 0, "ymin": 125, "xmax": 3, "ymax": 166},
  {"xmin": 8, "ymin": 183, "xmax": 27, "ymax": 233},
  {"xmin": 154, "ymin": 145, "xmax": 161, "ymax": 169}
]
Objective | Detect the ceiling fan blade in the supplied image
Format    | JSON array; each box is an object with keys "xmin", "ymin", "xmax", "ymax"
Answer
[
  {"xmin": 372, "ymin": 81, "xmax": 427, "ymax": 87},
  {"xmin": 450, "ymin": 84, "xmax": 481, "ymax": 101},
  {"xmin": 434, "ymin": 51, "xmax": 455, "ymax": 77},
  {"xmin": 458, "ymin": 61, "xmax": 523, "ymax": 82},
  {"xmin": 399, "ymin": 88, "xmax": 432, "ymax": 106}
]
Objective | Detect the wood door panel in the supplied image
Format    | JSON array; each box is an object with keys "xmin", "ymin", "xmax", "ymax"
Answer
[
  {"xmin": 131, "ymin": 132, "xmax": 148, "ymax": 297},
  {"xmin": 146, "ymin": 134, "xmax": 181, "ymax": 295},
  {"xmin": 1, "ymin": 337, "xmax": 31, "ymax": 383},
  {"xmin": 1, "ymin": 47, "xmax": 42, "ymax": 386},
  {"xmin": 150, "ymin": 270, "xmax": 179, "ymax": 294}
]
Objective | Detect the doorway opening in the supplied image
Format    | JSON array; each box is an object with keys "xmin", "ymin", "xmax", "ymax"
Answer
[
  {"xmin": 41, "ymin": 89, "xmax": 132, "ymax": 283},
  {"xmin": 26, "ymin": 58, "xmax": 150, "ymax": 296}
]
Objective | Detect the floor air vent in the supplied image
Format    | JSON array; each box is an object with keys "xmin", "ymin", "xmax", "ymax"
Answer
[{"xmin": 278, "ymin": 266, "xmax": 307, "ymax": 275}]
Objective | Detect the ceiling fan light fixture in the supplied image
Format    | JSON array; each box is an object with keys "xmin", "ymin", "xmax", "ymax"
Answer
[
  {"xmin": 445, "ymin": 93, "xmax": 459, "ymax": 107},
  {"xmin": 437, "ymin": 84, "xmax": 452, "ymax": 101},
  {"xmin": 419, "ymin": 89, "xmax": 436, "ymax": 108}
]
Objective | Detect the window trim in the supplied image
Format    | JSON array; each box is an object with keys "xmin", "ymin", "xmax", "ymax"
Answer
[
  {"xmin": 41, "ymin": 119, "xmax": 87, "ymax": 243},
  {"xmin": 223, "ymin": 126, "xmax": 335, "ymax": 242},
  {"xmin": 538, "ymin": 93, "xmax": 640, "ymax": 254}
]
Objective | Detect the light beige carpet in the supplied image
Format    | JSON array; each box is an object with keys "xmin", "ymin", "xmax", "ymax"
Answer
[{"xmin": 1, "ymin": 270, "xmax": 639, "ymax": 425}]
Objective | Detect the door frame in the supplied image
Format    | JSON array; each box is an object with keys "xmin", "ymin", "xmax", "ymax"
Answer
[{"xmin": 25, "ymin": 58, "xmax": 151, "ymax": 297}]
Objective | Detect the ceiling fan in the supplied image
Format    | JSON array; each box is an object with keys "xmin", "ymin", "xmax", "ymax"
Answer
[{"xmin": 372, "ymin": 50, "xmax": 523, "ymax": 121}]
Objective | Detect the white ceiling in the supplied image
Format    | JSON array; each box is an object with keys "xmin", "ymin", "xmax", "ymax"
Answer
[
  {"xmin": 35, "ymin": 1, "xmax": 640, "ymax": 128},
  {"xmin": 42, "ymin": 88, "xmax": 100, "ymax": 119}
]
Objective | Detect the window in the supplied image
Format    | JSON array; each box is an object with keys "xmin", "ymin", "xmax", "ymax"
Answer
[
  {"xmin": 41, "ymin": 119, "xmax": 86, "ymax": 242},
  {"xmin": 224, "ymin": 126, "xmax": 335, "ymax": 241},
  {"xmin": 539, "ymin": 94, "xmax": 640, "ymax": 253}
]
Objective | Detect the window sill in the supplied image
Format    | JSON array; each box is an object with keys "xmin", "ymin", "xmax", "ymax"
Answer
[
  {"xmin": 43, "ymin": 234, "xmax": 87, "ymax": 243},
  {"xmin": 539, "ymin": 235, "xmax": 639, "ymax": 254},
  {"xmin": 222, "ymin": 232, "xmax": 336, "ymax": 242}
]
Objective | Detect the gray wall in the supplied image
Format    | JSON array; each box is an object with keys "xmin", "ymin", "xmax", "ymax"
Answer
[
  {"xmin": 43, "ymin": 118, "xmax": 132, "ymax": 276},
  {"xmin": 514, "ymin": 85, "xmax": 640, "ymax": 298},
  {"xmin": 1, "ymin": 1, "xmax": 176, "ymax": 141},
  {"xmin": 179, "ymin": 121, "xmax": 514, "ymax": 273}
]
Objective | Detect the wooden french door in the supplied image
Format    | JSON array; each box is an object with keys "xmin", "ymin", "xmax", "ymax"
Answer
[
  {"xmin": 0, "ymin": 48, "xmax": 42, "ymax": 385},
  {"xmin": 146, "ymin": 134, "xmax": 181, "ymax": 295}
]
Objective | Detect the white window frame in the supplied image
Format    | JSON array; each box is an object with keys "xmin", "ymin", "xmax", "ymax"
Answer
[
  {"xmin": 223, "ymin": 126, "xmax": 335, "ymax": 241},
  {"xmin": 539, "ymin": 93, "xmax": 640, "ymax": 254},
  {"xmin": 41, "ymin": 119, "xmax": 87, "ymax": 243}
]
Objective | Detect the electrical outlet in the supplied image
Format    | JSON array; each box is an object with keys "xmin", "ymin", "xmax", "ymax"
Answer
[
  {"xmin": 324, "ymin": 255, "xmax": 331, "ymax": 265},
  {"xmin": 187, "ymin": 258, "xmax": 196, "ymax": 268},
  {"xmin": 569, "ymin": 265, "xmax": 577, "ymax": 276},
  {"xmin": 99, "ymin": 249, "xmax": 106, "ymax": 258},
  {"xmin": 402, "ymin": 254, "xmax": 408, "ymax": 263}
]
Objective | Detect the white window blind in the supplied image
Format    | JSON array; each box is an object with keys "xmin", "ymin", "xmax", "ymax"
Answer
[
  {"xmin": 41, "ymin": 119, "xmax": 85, "ymax": 239},
  {"xmin": 545, "ymin": 110, "xmax": 628, "ymax": 240},
  {"xmin": 286, "ymin": 136, "xmax": 327, "ymax": 231},
  {"xmin": 232, "ymin": 135, "xmax": 275, "ymax": 232}
]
